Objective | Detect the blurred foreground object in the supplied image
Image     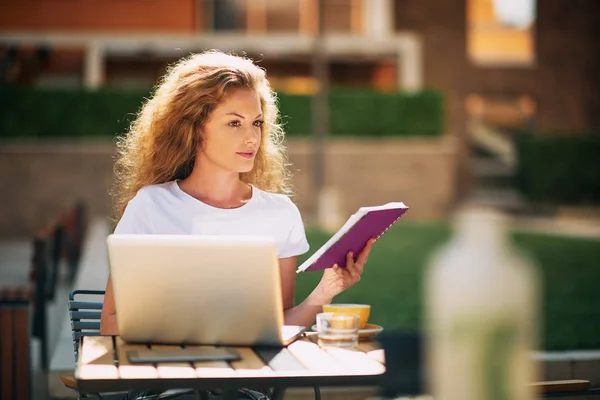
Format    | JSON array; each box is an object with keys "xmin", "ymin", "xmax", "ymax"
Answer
[{"xmin": 425, "ymin": 207, "xmax": 540, "ymax": 400}]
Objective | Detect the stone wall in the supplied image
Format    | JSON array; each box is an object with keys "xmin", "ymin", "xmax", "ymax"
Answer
[
  {"xmin": 1, "ymin": 143, "xmax": 116, "ymax": 238},
  {"xmin": 0, "ymin": 138, "xmax": 457, "ymax": 238},
  {"xmin": 289, "ymin": 139, "xmax": 458, "ymax": 224}
]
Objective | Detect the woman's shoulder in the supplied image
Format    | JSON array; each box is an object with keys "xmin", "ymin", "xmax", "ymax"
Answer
[
  {"xmin": 252, "ymin": 187, "xmax": 299, "ymax": 210},
  {"xmin": 252, "ymin": 186, "xmax": 296, "ymax": 207},
  {"xmin": 115, "ymin": 181, "xmax": 180, "ymax": 234},
  {"xmin": 134, "ymin": 181, "xmax": 178, "ymax": 201},
  {"xmin": 123, "ymin": 181, "xmax": 180, "ymax": 213}
]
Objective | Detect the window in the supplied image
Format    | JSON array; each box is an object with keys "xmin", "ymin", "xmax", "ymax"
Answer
[
  {"xmin": 467, "ymin": 0, "xmax": 536, "ymax": 66},
  {"xmin": 205, "ymin": 0, "xmax": 363, "ymax": 34},
  {"xmin": 323, "ymin": 0, "xmax": 354, "ymax": 33},
  {"xmin": 266, "ymin": 0, "xmax": 300, "ymax": 32},
  {"xmin": 210, "ymin": 0, "xmax": 246, "ymax": 31}
]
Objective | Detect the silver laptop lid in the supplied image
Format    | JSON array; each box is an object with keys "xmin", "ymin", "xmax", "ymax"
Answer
[{"xmin": 106, "ymin": 234, "xmax": 287, "ymax": 346}]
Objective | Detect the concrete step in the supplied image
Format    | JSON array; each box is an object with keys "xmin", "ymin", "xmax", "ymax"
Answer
[
  {"xmin": 467, "ymin": 119, "xmax": 516, "ymax": 166},
  {"xmin": 467, "ymin": 187, "xmax": 528, "ymax": 213},
  {"xmin": 472, "ymin": 156, "xmax": 515, "ymax": 178},
  {"xmin": 472, "ymin": 155, "xmax": 516, "ymax": 186}
]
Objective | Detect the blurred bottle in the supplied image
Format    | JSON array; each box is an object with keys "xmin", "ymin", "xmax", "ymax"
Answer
[{"xmin": 425, "ymin": 207, "xmax": 540, "ymax": 400}]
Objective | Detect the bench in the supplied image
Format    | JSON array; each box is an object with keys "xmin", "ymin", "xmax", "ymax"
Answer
[
  {"xmin": 0, "ymin": 287, "xmax": 32, "ymax": 400},
  {"xmin": 1, "ymin": 232, "xmax": 54, "ymax": 400}
]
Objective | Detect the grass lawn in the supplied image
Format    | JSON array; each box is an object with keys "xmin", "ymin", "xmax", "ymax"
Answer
[{"xmin": 295, "ymin": 221, "xmax": 600, "ymax": 351}]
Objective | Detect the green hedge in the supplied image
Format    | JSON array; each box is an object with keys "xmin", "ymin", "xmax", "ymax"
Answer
[
  {"xmin": 279, "ymin": 88, "xmax": 444, "ymax": 137},
  {"xmin": 0, "ymin": 85, "xmax": 444, "ymax": 138},
  {"xmin": 515, "ymin": 134, "xmax": 600, "ymax": 205},
  {"xmin": 0, "ymin": 86, "xmax": 146, "ymax": 138}
]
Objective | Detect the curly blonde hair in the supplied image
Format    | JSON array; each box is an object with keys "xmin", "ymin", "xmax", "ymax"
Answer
[{"xmin": 111, "ymin": 50, "xmax": 291, "ymax": 221}]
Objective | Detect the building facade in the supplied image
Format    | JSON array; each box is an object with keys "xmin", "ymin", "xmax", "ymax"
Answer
[
  {"xmin": 0, "ymin": 0, "xmax": 418, "ymax": 92},
  {"xmin": 2, "ymin": 0, "xmax": 599, "ymax": 200}
]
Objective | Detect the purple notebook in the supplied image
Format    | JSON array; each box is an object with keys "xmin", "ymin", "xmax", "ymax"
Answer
[{"xmin": 297, "ymin": 202, "xmax": 409, "ymax": 273}]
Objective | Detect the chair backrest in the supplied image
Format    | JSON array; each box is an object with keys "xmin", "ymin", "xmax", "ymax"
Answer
[
  {"xmin": 64, "ymin": 201, "xmax": 87, "ymax": 282},
  {"xmin": 29, "ymin": 235, "xmax": 50, "ymax": 370},
  {"xmin": 68, "ymin": 290, "xmax": 105, "ymax": 361},
  {"xmin": 46, "ymin": 222, "xmax": 64, "ymax": 301}
]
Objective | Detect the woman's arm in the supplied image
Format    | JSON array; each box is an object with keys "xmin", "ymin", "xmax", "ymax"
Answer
[
  {"xmin": 100, "ymin": 274, "xmax": 119, "ymax": 336},
  {"xmin": 100, "ymin": 191, "xmax": 151, "ymax": 336},
  {"xmin": 279, "ymin": 256, "xmax": 332, "ymax": 327}
]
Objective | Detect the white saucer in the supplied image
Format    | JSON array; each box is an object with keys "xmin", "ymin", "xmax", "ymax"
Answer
[{"xmin": 311, "ymin": 323, "xmax": 384, "ymax": 340}]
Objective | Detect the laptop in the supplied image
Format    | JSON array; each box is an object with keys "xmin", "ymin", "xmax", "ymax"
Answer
[{"xmin": 106, "ymin": 234, "xmax": 306, "ymax": 347}]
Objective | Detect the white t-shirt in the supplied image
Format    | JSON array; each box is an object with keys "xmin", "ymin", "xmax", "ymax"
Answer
[{"xmin": 114, "ymin": 180, "xmax": 310, "ymax": 259}]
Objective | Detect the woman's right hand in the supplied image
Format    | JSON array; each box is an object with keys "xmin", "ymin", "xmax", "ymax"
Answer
[{"xmin": 317, "ymin": 238, "xmax": 375, "ymax": 300}]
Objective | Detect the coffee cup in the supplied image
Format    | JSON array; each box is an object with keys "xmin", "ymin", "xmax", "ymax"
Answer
[{"xmin": 322, "ymin": 304, "xmax": 370, "ymax": 329}]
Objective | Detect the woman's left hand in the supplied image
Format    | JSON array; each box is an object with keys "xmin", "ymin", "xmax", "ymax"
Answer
[{"xmin": 318, "ymin": 238, "xmax": 376, "ymax": 300}]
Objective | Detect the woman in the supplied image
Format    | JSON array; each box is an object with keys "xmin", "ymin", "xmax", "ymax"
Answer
[{"xmin": 100, "ymin": 50, "xmax": 374, "ymax": 341}]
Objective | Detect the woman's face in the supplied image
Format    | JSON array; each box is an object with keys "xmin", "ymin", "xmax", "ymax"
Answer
[{"xmin": 198, "ymin": 88, "xmax": 263, "ymax": 174}]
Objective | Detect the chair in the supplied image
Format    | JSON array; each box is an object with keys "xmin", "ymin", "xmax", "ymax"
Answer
[
  {"xmin": 61, "ymin": 289, "xmax": 110, "ymax": 399},
  {"xmin": 533, "ymin": 380, "xmax": 598, "ymax": 398},
  {"xmin": 46, "ymin": 221, "xmax": 64, "ymax": 301},
  {"xmin": 30, "ymin": 205, "xmax": 82, "ymax": 376},
  {"xmin": 30, "ymin": 235, "xmax": 51, "ymax": 371},
  {"xmin": 64, "ymin": 290, "xmax": 207, "ymax": 400},
  {"xmin": 64, "ymin": 290, "xmax": 149, "ymax": 400},
  {"xmin": 63, "ymin": 202, "xmax": 87, "ymax": 283},
  {"xmin": 68, "ymin": 289, "xmax": 105, "ymax": 362}
]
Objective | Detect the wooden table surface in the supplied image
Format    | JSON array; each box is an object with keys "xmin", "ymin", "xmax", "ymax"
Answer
[{"xmin": 75, "ymin": 333, "xmax": 386, "ymax": 395}]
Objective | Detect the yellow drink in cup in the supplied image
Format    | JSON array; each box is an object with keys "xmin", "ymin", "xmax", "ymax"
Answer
[{"xmin": 322, "ymin": 304, "xmax": 370, "ymax": 329}]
